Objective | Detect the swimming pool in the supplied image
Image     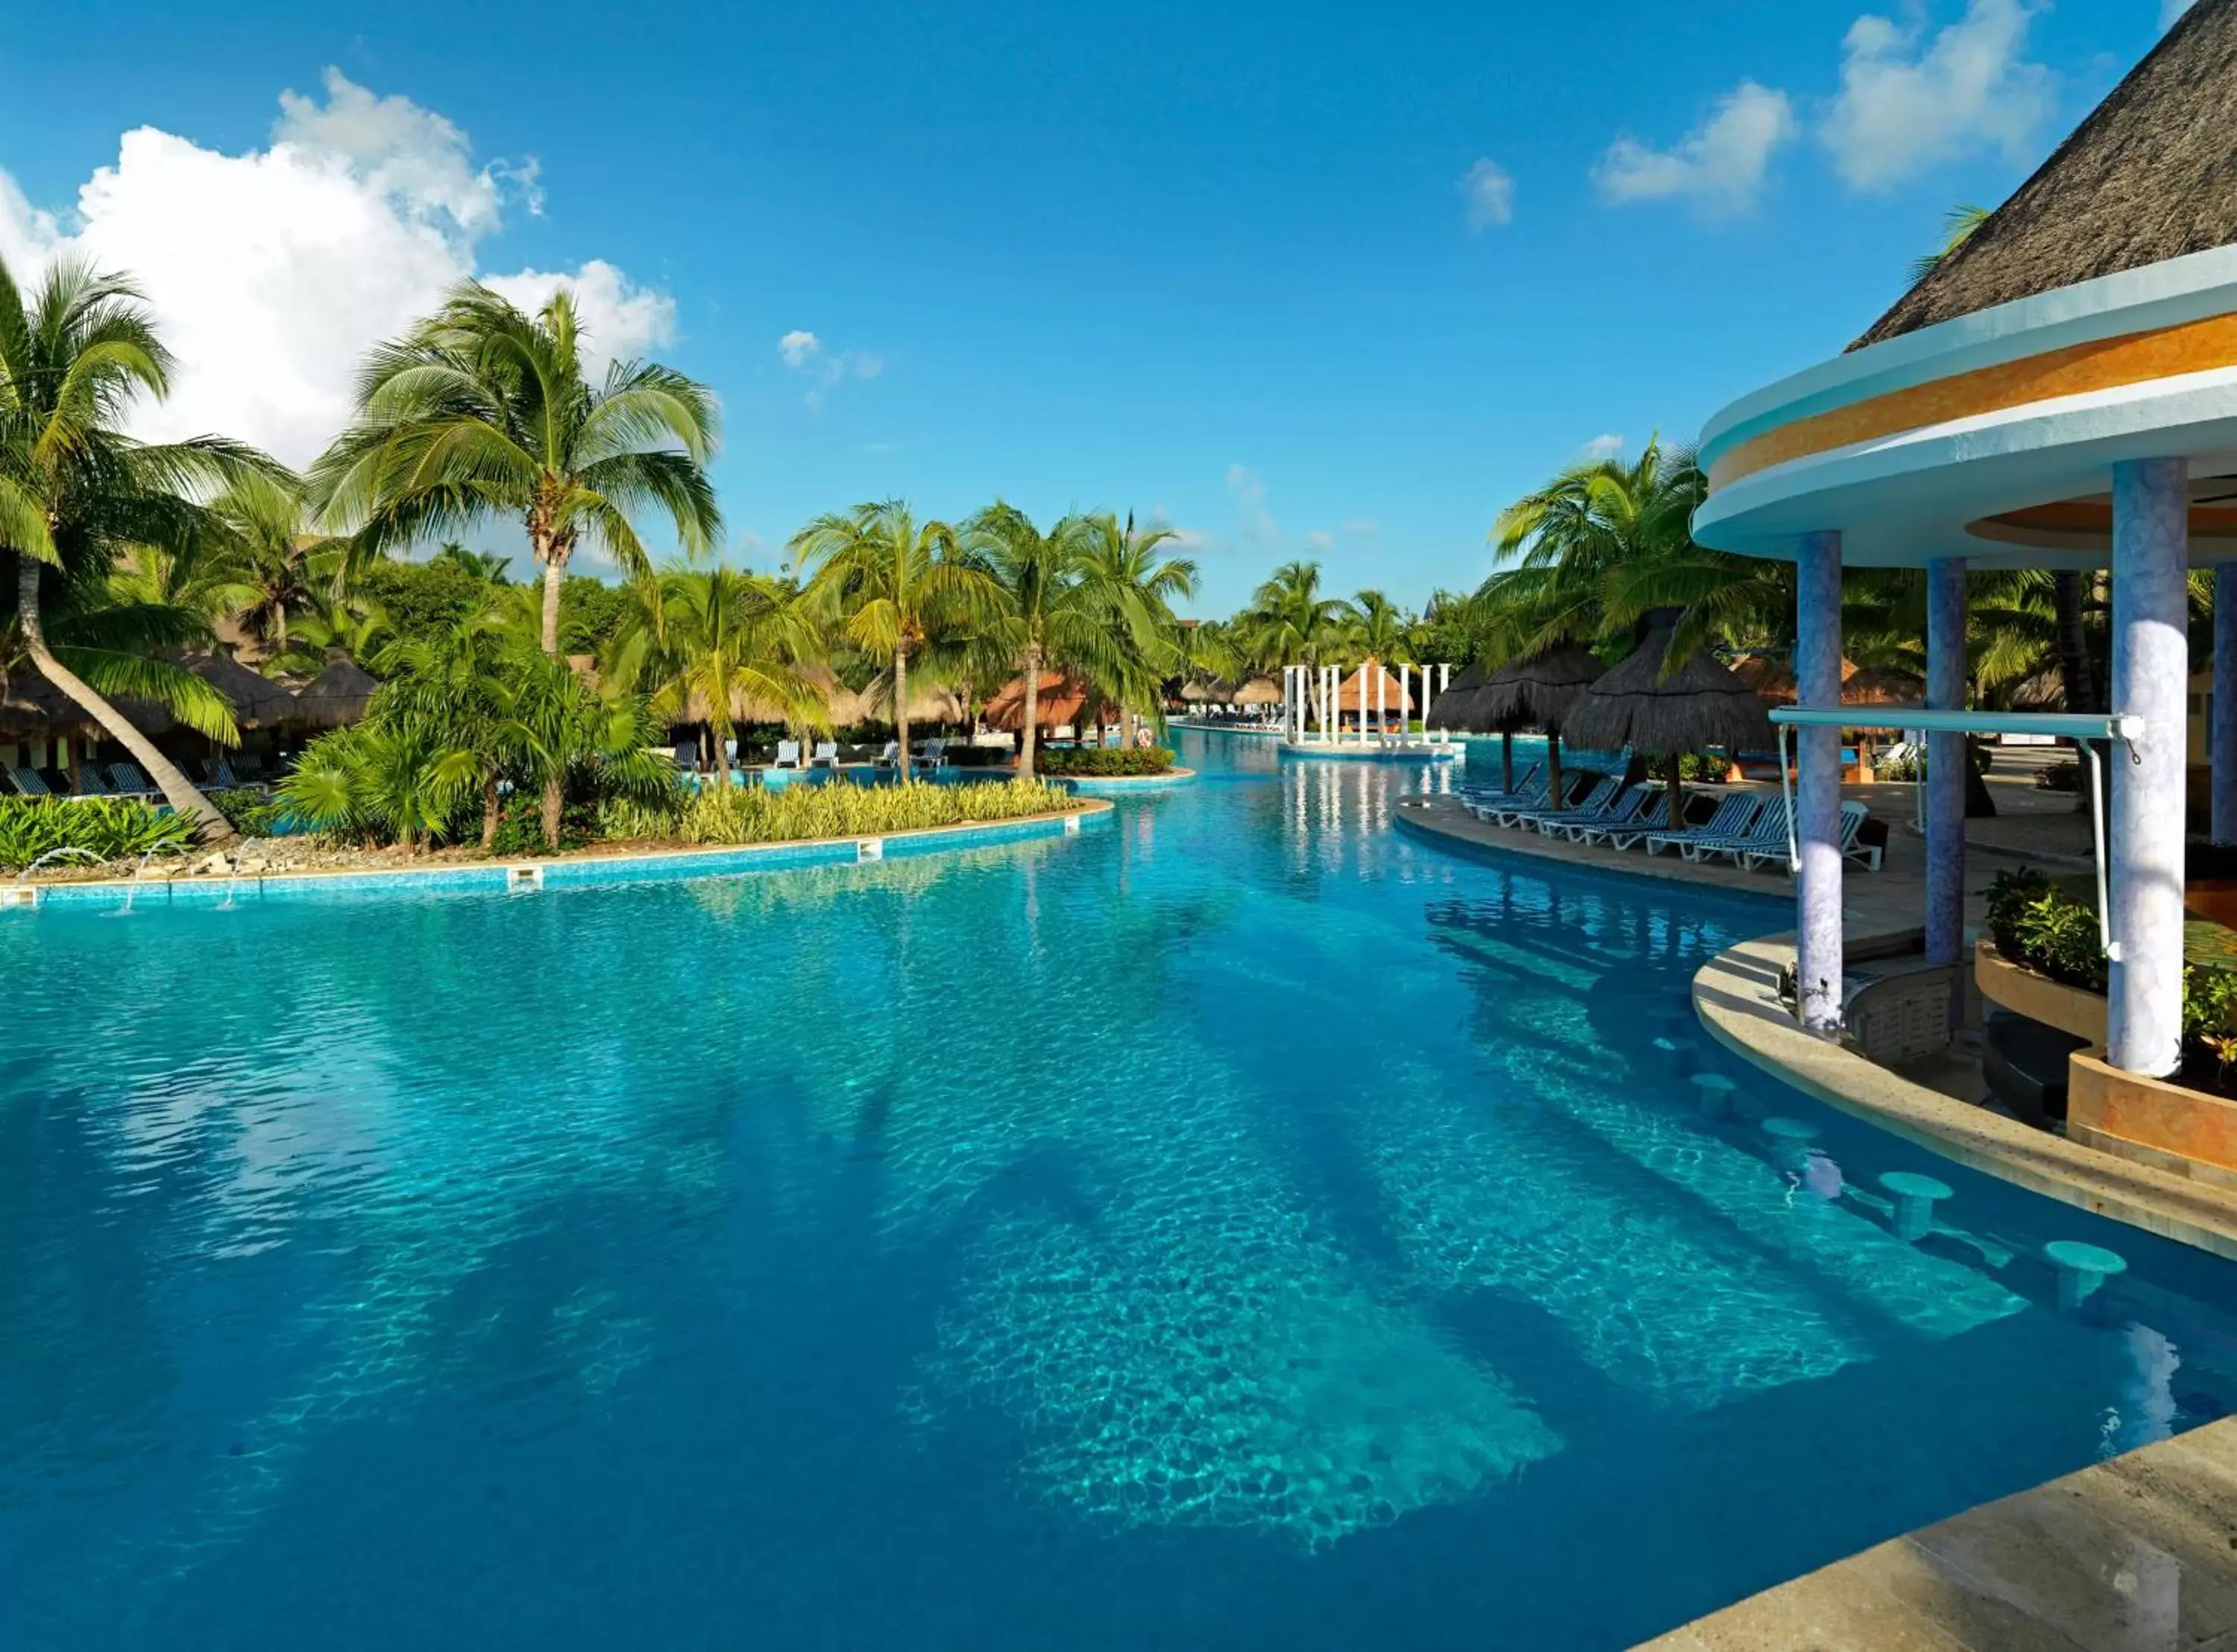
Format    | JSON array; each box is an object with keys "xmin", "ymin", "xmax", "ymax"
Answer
[{"xmin": 3, "ymin": 731, "xmax": 2233, "ymax": 1649}]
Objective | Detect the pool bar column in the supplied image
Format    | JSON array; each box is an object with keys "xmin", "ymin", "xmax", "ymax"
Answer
[
  {"xmin": 2109, "ymin": 457, "xmax": 2191, "ymax": 1077},
  {"xmin": 1925, "ymin": 556, "xmax": 1968, "ymax": 1027},
  {"xmin": 1795, "ymin": 529, "xmax": 1845, "ymax": 1035},
  {"xmin": 2215, "ymin": 563, "xmax": 2237, "ymax": 845}
]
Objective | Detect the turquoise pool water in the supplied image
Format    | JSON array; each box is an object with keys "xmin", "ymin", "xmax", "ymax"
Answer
[{"xmin": 4, "ymin": 730, "xmax": 2234, "ymax": 1649}]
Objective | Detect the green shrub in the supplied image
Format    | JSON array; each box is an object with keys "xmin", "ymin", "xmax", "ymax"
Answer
[
  {"xmin": 1642, "ymin": 752, "xmax": 1728, "ymax": 781},
  {"xmin": 1875, "ymin": 748, "xmax": 1922, "ymax": 782},
  {"xmin": 210, "ymin": 786, "xmax": 286, "ymax": 837},
  {"xmin": 1036, "ymin": 746, "xmax": 1174, "ymax": 777},
  {"xmin": 1983, "ymin": 868, "xmax": 2107, "ymax": 992},
  {"xmin": 1983, "ymin": 868, "xmax": 2054, "ymax": 959},
  {"xmin": 676, "ymin": 776, "xmax": 1077, "ymax": 845},
  {"xmin": 0, "ymin": 796, "xmax": 197, "ymax": 872}
]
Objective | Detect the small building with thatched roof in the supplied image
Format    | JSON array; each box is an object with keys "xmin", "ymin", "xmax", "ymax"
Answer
[
  {"xmin": 1232, "ymin": 675, "xmax": 1283, "ymax": 707},
  {"xmin": 187, "ymin": 650, "xmax": 301, "ymax": 731},
  {"xmin": 985, "ymin": 670, "xmax": 1092, "ymax": 734}
]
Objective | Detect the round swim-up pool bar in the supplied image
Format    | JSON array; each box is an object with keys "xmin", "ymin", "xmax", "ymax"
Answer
[{"xmin": 1693, "ymin": 7, "xmax": 2237, "ymax": 1084}]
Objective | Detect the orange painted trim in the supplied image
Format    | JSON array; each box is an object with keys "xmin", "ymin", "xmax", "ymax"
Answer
[
  {"xmin": 1708, "ymin": 311, "xmax": 2237, "ymax": 492},
  {"xmin": 1981, "ymin": 502, "xmax": 2237, "ymax": 535}
]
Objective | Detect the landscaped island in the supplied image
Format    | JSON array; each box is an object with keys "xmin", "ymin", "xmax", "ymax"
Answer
[{"xmin": 0, "ymin": 777, "xmax": 1084, "ymax": 880}]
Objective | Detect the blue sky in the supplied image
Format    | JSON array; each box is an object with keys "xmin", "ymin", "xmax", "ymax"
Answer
[{"xmin": 0, "ymin": 1, "xmax": 2189, "ymax": 614}]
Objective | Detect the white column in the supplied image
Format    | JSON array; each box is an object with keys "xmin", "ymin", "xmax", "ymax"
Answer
[
  {"xmin": 1420, "ymin": 666, "xmax": 1436, "ymax": 741},
  {"xmin": 2109, "ymin": 457, "xmax": 2190, "ymax": 1076},
  {"xmin": 1400, "ymin": 664, "xmax": 1414, "ymax": 745},
  {"xmin": 1795, "ymin": 531, "xmax": 1844, "ymax": 1035},
  {"xmin": 1377, "ymin": 663, "xmax": 1386, "ymax": 745}
]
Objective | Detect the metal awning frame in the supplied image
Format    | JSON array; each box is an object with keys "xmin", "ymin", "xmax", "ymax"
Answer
[{"xmin": 1767, "ymin": 706, "xmax": 2141, "ymax": 958}]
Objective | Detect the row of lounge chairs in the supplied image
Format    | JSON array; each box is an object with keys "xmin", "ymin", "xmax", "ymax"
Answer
[
  {"xmin": 682, "ymin": 738, "xmax": 959, "ymax": 778},
  {"xmin": 1456, "ymin": 763, "xmax": 1881, "ymax": 872},
  {"xmin": 2, "ymin": 751, "xmax": 283, "ymax": 802}
]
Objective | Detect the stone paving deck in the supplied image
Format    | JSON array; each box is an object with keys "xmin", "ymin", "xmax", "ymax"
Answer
[{"xmin": 1635, "ymin": 1414, "xmax": 2237, "ymax": 1651}]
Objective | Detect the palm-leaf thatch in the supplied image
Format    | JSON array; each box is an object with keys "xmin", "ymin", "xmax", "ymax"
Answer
[
  {"xmin": 1560, "ymin": 622, "xmax": 1774, "ymax": 757},
  {"xmin": 186, "ymin": 650, "xmax": 300, "ymax": 731},
  {"xmin": 1232, "ymin": 675, "xmax": 1283, "ymax": 707},
  {"xmin": 1476, "ymin": 646, "xmax": 1605, "ymax": 731},
  {"xmin": 290, "ymin": 658, "xmax": 380, "ymax": 732},
  {"xmin": 1431, "ymin": 663, "xmax": 1496, "ymax": 733},
  {"xmin": 1854, "ymin": 1, "xmax": 2237, "ymax": 347},
  {"xmin": 0, "ymin": 667, "xmax": 176, "ymax": 739}
]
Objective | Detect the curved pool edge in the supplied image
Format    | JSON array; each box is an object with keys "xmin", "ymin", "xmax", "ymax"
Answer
[
  {"xmin": 1390, "ymin": 804, "xmax": 1788, "ymax": 909},
  {"xmin": 1058, "ymin": 766, "xmax": 1197, "ymax": 794},
  {"xmin": 1693, "ymin": 931, "xmax": 2237, "ymax": 1262},
  {"xmin": 3, "ymin": 798, "xmax": 1114, "ymax": 909}
]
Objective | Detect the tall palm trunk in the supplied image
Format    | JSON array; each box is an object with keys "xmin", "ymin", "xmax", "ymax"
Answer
[
  {"xmin": 1018, "ymin": 649, "xmax": 1041, "ymax": 779},
  {"xmin": 535, "ymin": 521, "xmax": 568, "ymax": 833},
  {"xmin": 893, "ymin": 645, "xmax": 912, "ymax": 782},
  {"xmin": 1662, "ymin": 757, "xmax": 1684, "ymax": 840},
  {"xmin": 1546, "ymin": 731, "xmax": 1563, "ymax": 807},
  {"xmin": 1501, "ymin": 730, "xmax": 1514, "ymax": 792},
  {"xmin": 481, "ymin": 774, "xmax": 502, "ymax": 850},
  {"xmin": 16, "ymin": 552, "xmax": 235, "ymax": 844}
]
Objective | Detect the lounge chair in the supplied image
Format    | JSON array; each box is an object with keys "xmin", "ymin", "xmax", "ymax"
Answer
[
  {"xmin": 200, "ymin": 755, "xmax": 245, "ymax": 789},
  {"xmin": 1643, "ymin": 792, "xmax": 1760, "ymax": 858},
  {"xmin": 912, "ymin": 738, "xmax": 949, "ymax": 774},
  {"xmin": 1456, "ymin": 760, "xmax": 1545, "ymax": 810},
  {"xmin": 1462, "ymin": 765, "xmax": 1576, "ymax": 823},
  {"xmin": 7, "ymin": 766, "xmax": 47, "ymax": 797},
  {"xmin": 1839, "ymin": 801, "xmax": 1881, "ymax": 871},
  {"xmin": 811, "ymin": 741, "xmax": 840, "ymax": 769},
  {"xmin": 1535, "ymin": 781, "xmax": 1653, "ymax": 839},
  {"xmin": 1686, "ymin": 795, "xmax": 1793, "ymax": 867},
  {"xmin": 231, "ymin": 752, "xmax": 268, "ymax": 782},
  {"xmin": 1580, "ymin": 790, "xmax": 1680, "ymax": 849},
  {"xmin": 1490, "ymin": 774, "xmax": 1617, "ymax": 830},
  {"xmin": 774, "ymin": 739, "xmax": 803, "ymax": 769},
  {"xmin": 107, "ymin": 761, "xmax": 159, "ymax": 796},
  {"xmin": 69, "ymin": 766, "xmax": 115, "ymax": 797},
  {"xmin": 872, "ymin": 741, "xmax": 903, "ymax": 772},
  {"xmin": 673, "ymin": 742, "xmax": 697, "ymax": 771}
]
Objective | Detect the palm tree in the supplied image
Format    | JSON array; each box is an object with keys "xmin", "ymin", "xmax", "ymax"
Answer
[
  {"xmin": 1344, "ymin": 589, "xmax": 1412, "ymax": 664},
  {"xmin": 1908, "ymin": 203, "xmax": 1993, "ymax": 286},
  {"xmin": 0, "ymin": 255, "xmax": 277, "ymax": 839},
  {"xmin": 429, "ymin": 541, "xmax": 511, "ymax": 582},
  {"xmin": 604, "ymin": 564, "xmax": 828, "ymax": 785},
  {"xmin": 1077, "ymin": 511, "xmax": 1196, "ymax": 745},
  {"xmin": 1236, "ymin": 560, "xmax": 1348, "ymax": 672},
  {"xmin": 207, "ymin": 470, "xmax": 343, "ymax": 656},
  {"xmin": 308, "ymin": 283, "xmax": 721, "ymax": 658},
  {"xmin": 791, "ymin": 500, "xmax": 1001, "ymax": 772},
  {"xmin": 372, "ymin": 610, "xmax": 516, "ymax": 846}
]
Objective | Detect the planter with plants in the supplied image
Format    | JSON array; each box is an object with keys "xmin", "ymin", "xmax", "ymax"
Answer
[{"xmin": 1036, "ymin": 746, "xmax": 1176, "ymax": 778}]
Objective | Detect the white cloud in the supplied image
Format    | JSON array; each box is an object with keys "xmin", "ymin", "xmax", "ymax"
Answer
[
  {"xmin": 0, "ymin": 69, "xmax": 672, "ymax": 470},
  {"xmin": 1457, "ymin": 157, "xmax": 1515, "ymax": 230},
  {"xmin": 2162, "ymin": 0, "xmax": 2197, "ymax": 30},
  {"xmin": 1340, "ymin": 519, "xmax": 1379, "ymax": 538},
  {"xmin": 1819, "ymin": 0, "xmax": 2057, "ymax": 192},
  {"xmin": 482, "ymin": 261, "xmax": 674, "ymax": 363},
  {"xmin": 1595, "ymin": 81, "xmax": 1796, "ymax": 215},
  {"xmin": 777, "ymin": 328, "xmax": 883, "ymax": 405},
  {"xmin": 1226, "ymin": 464, "xmax": 1277, "ymax": 546},
  {"xmin": 1580, "ymin": 433, "xmax": 1626, "ymax": 460},
  {"xmin": 1305, "ymin": 529, "xmax": 1334, "ymax": 550}
]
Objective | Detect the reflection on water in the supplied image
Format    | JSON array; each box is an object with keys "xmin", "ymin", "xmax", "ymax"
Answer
[{"xmin": 1, "ymin": 731, "xmax": 2233, "ymax": 1651}]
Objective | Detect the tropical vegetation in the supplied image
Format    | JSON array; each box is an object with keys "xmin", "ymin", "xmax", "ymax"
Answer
[{"xmin": 0, "ymin": 794, "xmax": 195, "ymax": 872}]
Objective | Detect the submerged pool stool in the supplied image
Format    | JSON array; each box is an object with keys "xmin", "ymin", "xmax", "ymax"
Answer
[
  {"xmin": 1877, "ymin": 1170, "xmax": 1952, "ymax": 1242},
  {"xmin": 2045, "ymin": 1240, "xmax": 2127, "ymax": 1311},
  {"xmin": 1689, "ymin": 1073, "xmax": 1736, "ymax": 1120},
  {"xmin": 1761, "ymin": 1117, "xmax": 1819, "ymax": 1173}
]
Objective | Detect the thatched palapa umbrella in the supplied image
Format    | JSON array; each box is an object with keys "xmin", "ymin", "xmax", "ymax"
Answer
[
  {"xmin": 1559, "ymin": 614, "xmax": 1774, "ymax": 832},
  {"xmin": 290, "ymin": 658, "xmax": 380, "ymax": 732},
  {"xmin": 187, "ymin": 650, "xmax": 300, "ymax": 731},
  {"xmin": 1477, "ymin": 645, "xmax": 1606, "ymax": 802},
  {"xmin": 1232, "ymin": 675, "xmax": 1282, "ymax": 707}
]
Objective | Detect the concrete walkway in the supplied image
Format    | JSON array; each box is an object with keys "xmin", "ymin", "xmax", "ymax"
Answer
[{"xmin": 1637, "ymin": 1415, "xmax": 2237, "ymax": 1651}]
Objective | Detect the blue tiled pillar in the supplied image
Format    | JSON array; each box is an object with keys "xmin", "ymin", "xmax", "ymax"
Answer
[
  {"xmin": 1925, "ymin": 556, "xmax": 1967, "ymax": 1028},
  {"xmin": 2109, "ymin": 458, "xmax": 2189, "ymax": 1076}
]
